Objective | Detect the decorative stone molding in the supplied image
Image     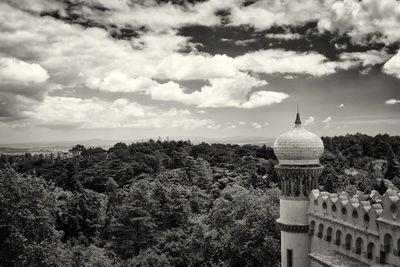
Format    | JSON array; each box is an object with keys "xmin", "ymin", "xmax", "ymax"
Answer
[
  {"xmin": 278, "ymin": 222, "xmax": 309, "ymax": 233},
  {"xmin": 276, "ymin": 165, "xmax": 323, "ymax": 197}
]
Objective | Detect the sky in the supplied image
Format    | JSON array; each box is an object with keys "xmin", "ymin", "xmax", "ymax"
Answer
[{"xmin": 0, "ymin": 0, "xmax": 399, "ymax": 143}]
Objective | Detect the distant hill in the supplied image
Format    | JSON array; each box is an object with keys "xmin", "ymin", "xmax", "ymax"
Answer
[{"xmin": 0, "ymin": 136, "xmax": 275, "ymax": 154}]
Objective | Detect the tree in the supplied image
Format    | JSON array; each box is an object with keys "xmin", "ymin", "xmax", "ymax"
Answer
[
  {"xmin": 110, "ymin": 184, "xmax": 157, "ymax": 259},
  {"xmin": 0, "ymin": 167, "xmax": 63, "ymax": 266},
  {"xmin": 384, "ymin": 146, "xmax": 400, "ymax": 180}
]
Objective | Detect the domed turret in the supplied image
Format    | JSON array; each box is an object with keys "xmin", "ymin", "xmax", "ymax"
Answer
[
  {"xmin": 274, "ymin": 109, "xmax": 325, "ymax": 267},
  {"xmin": 274, "ymin": 112, "xmax": 324, "ymax": 165}
]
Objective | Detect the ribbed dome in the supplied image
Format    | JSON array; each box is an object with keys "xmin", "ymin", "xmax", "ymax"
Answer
[{"xmin": 273, "ymin": 113, "xmax": 324, "ymax": 165}]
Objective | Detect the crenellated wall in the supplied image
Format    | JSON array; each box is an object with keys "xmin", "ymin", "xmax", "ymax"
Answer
[{"xmin": 308, "ymin": 188, "xmax": 400, "ymax": 266}]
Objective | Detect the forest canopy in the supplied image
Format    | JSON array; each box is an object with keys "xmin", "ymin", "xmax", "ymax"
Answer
[{"xmin": 0, "ymin": 133, "xmax": 399, "ymax": 266}]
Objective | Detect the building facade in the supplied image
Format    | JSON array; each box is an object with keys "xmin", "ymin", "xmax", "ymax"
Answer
[{"xmin": 274, "ymin": 113, "xmax": 400, "ymax": 267}]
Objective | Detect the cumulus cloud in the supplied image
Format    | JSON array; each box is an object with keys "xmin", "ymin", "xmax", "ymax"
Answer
[
  {"xmin": 9, "ymin": 0, "xmax": 400, "ymax": 46},
  {"xmin": 318, "ymin": 0, "xmax": 400, "ymax": 45},
  {"xmin": 1, "ymin": 0, "xmax": 398, "ymax": 132},
  {"xmin": 385, "ymin": 99, "xmax": 400, "ymax": 104},
  {"xmin": 241, "ymin": 91, "xmax": 289, "ymax": 109},
  {"xmin": 338, "ymin": 50, "xmax": 392, "ymax": 68},
  {"xmin": 0, "ymin": 57, "xmax": 49, "ymax": 83},
  {"xmin": 228, "ymin": 0, "xmax": 321, "ymax": 30},
  {"xmin": 304, "ymin": 116, "xmax": 315, "ymax": 126},
  {"xmin": 87, "ymin": 71, "xmax": 159, "ymax": 93},
  {"xmin": 338, "ymin": 104, "xmax": 344, "ymax": 107},
  {"xmin": 237, "ymin": 50, "xmax": 339, "ymax": 76},
  {"xmin": 155, "ymin": 53, "xmax": 239, "ymax": 80},
  {"xmin": 23, "ymin": 96, "xmax": 215, "ymax": 129},
  {"xmin": 238, "ymin": 121, "xmax": 247, "ymax": 126},
  {"xmin": 383, "ymin": 50, "xmax": 400, "ymax": 79},
  {"xmin": 0, "ymin": 3, "xmax": 195, "ymax": 86},
  {"xmin": 150, "ymin": 73, "xmax": 288, "ymax": 108},
  {"xmin": 24, "ymin": 96, "xmax": 147, "ymax": 129}
]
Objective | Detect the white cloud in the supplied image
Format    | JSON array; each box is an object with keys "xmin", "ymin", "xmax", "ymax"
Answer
[
  {"xmin": 322, "ymin": 116, "xmax": 332, "ymax": 123},
  {"xmin": 240, "ymin": 91, "xmax": 289, "ymax": 109},
  {"xmin": 10, "ymin": 0, "xmax": 400, "ymax": 46},
  {"xmin": 264, "ymin": 122, "xmax": 270, "ymax": 126},
  {"xmin": 238, "ymin": 121, "xmax": 247, "ymax": 126},
  {"xmin": 155, "ymin": 53, "xmax": 239, "ymax": 80},
  {"xmin": 24, "ymin": 96, "xmax": 146, "ymax": 129},
  {"xmin": 87, "ymin": 71, "xmax": 159, "ymax": 93},
  {"xmin": 228, "ymin": 0, "xmax": 321, "ymax": 30},
  {"xmin": 265, "ymin": 33, "xmax": 301, "ymax": 40},
  {"xmin": 98, "ymin": 0, "xmax": 223, "ymax": 31},
  {"xmin": 318, "ymin": 0, "xmax": 400, "ymax": 45},
  {"xmin": 338, "ymin": 50, "xmax": 391, "ymax": 67},
  {"xmin": 237, "ymin": 50, "xmax": 339, "ymax": 76},
  {"xmin": 338, "ymin": 103, "xmax": 344, "ymax": 107},
  {"xmin": 251, "ymin": 122, "xmax": 262, "ymax": 129},
  {"xmin": 383, "ymin": 50, "xmax": 400, "ymax": 79},
  {"xmin": 0, "ymin": 57, "xmax": 49, "ymax": 83},
  {"xmin": 235, "ymin": 39, "xmax": 257, "ymax": 46},
  {"xmin": 22, "ymin": 96, "xmax": 215, "ymax": 130},
  {"xmin": 385, "ymin": 99, "xmax": 400, "ymax": 104},
  {"xmin": 149, "ymin": 73, "xmax": 288, "ymax": 108},
  {"xmin": 322, "ymin": 116, "xmax": 332, "ymax": 129},
  {"xmin": 304, "ymin": 116, "xmax": 315, "ymax": 126}
]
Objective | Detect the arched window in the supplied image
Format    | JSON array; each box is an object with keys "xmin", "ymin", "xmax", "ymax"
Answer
[
  {"xmin": 322, "ymin": 202, "xmax": 327, "ymax": 210},
  {"xmin": 352, "ymin": 210, "xmax": 358, "ymax": 219},
  {"xmin": 342, "ymin": 207, "xmax": 347, "ymax": 220},
  {"xmin": 345, "ymin": 234, "xmax": 352, "ymax": 250},
  {"xmin": 364, "ymin": 213, "xmax": 370, "ymax": 222},
  {"xmin": 310, "ymin": 221, "xmax": 315, "ymax": 235},
  {"xmin": 380, "ymin": 234, "xmax": 393, "ymax": 264},
  {"xmin": 367, "ymin": 242, "xmax": 375, "ymax": 260},
  {"xmin": 397, "ymin": 239, "xmax": 400, "ymax": 257},
  {"xmin": 384, "ymin": 233, "xmax": 393, "ymax": 253},
  {"xmin": 335, "ymin": 230, "xmax": 342, "ymax": 246},
  {"xmin": 326, "ymin": 227, "xmax": 332, "ymax": 242},
  {"xmin": 356, "ymin": 238, "xmax": 364, "ymax": 255},
  {"xmin": 318, "ymin": 223, "xmax": 324, "ymax": 238},
  {"xmin": 332, "ymin": 204, "xmax": 337, "ymax": 213}
]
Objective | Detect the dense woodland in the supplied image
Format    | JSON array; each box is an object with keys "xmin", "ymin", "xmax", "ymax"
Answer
[{"xmin": 1, "ymin": 133, "xmax": 400, "ymax": 267}]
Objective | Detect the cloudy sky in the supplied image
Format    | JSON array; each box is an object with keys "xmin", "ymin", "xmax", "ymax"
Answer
[{"xmin": 0, "ymin": 0, "xmax": 399, "ymax": 143}]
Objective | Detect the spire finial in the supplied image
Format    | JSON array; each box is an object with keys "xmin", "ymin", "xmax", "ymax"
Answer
[{"xmin": 295, "ymin": 104, "xmax": 301, "ymax": 125}]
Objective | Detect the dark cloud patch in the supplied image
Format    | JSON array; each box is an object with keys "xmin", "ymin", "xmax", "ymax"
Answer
[
  {"xmin": 0, "ymin": 92, "xmax": 32, "ymax": 121},
  {"xmin": 40, "ymin": 10, "xmax": 108, "ymax": 30},
  {"xmin": 179, "ymin": 22, "xmax": 399, "ymax": 60},
  {"xmin": 40, "ymin": 9, "xmax": 146, "ymax": 41}
]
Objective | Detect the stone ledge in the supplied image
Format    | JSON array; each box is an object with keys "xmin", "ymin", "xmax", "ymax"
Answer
[{"xmin": 309, "ymin": 251, "xmax": 391, "ymax": 267}]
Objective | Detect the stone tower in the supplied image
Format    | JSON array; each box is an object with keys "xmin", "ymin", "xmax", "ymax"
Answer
[{"xmin": 274, "ymin": 112, "xmax": 324, "ymax": 267}]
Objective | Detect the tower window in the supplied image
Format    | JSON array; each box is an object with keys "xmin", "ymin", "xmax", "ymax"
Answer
[{"xmin": 287, "ymin": 249, "xmax": 293, "ymax": 267}]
